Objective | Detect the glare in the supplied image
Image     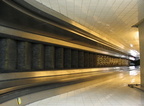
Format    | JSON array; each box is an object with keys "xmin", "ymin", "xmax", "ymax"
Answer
[
  {"xmin": 135, "ymin": 31, "xmax": 139, "ymax": 39},
  {"xmin": 130, "ymin": 44, "xmax": 133, "ymax": 47},
  {"xmin": 121, "ymin": 55, "xmax": 127, "ymax": 58},
  {"xmin": 119, "ymin": 73, "xmax": 124, "ymax": 78},
  {"xmin": 129, "ymin": 57, "xmax": 135, "ymax": 61},
  {"xmin": 129, "ymin": 50, "xmax": 140, "ymax": 57},
  {"xmin": 129, "ymin": 66, "xmax": 136, "ymax": 70},
  {"xmin": 131, "ymin": 79, "xmax": 135, "ymax": 83},
  {"xmin": 115, "ymin": 67, "xmax": 120, "ymax": 69},
  {"xmin": 129, "ymin": 71, "xmax": 138, "ymax": 76}
]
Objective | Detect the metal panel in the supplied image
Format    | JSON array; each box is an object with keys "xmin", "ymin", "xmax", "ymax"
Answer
[
  {"xmin": 0, "ymin": 26, "xmax": 127, "ymax": 58},
  {"xmin": 0, "ymin": 67, "xmax": 123, "ymax": 81}
]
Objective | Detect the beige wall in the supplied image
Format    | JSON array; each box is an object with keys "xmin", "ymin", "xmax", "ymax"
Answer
[{"xmin": 139, "ymin": 21, "xmax": 144, "ymax": 87}]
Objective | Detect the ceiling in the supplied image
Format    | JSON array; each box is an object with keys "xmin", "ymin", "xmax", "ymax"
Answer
[{"xmin": 25, "ymin": 0, "xmax": 144, "ymax": 57}]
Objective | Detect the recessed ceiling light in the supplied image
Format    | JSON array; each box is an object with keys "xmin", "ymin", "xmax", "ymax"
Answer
[{"xmin": 130, "ymin": 44, "xmax": 133, "ymax": 47}]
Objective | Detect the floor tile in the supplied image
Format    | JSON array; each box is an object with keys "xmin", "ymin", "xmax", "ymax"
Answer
[{"xmin": 27, "ymin": 68, "xmax": 143, "ymax": 106}]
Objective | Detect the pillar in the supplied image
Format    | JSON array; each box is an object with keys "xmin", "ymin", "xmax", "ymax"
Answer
[
  {"xmin": 89, "ymin": 53, "xmax": 94, "ymax": 68},
  {"xmin": 17, "ymin": 42, "xmax": 31, "ymax": 70},
  {"xmin": 93, "ymin": 54, "xmax": 97, "ymax": 67},
  {"xmin": 64, "ymin": 48, "xmax": 71, "ymax": 69},
  {"xmin": 78, "ymin": 51, "xmax": 84, "ymax": 68},
  {"xmin": 84, "ymin": 52, "xmax": 89, "ymax": 68},
  {"xmin": 55, "ymin": 47, "xmax": 64, "ymax": 69},
  {"xmin": 32, "ymin": 44, "xmax": 44, "ymax": 70},
  {"xmin": 45, "ymin": 45, "xmax": 55, "ymax": 69},
  {"xmin": 0, "ymin": 39, "xmax": 17, "ymax": 71},
  {"xmin": 71, "ymin": 50, "xmax": 78, "ymax": 68}
]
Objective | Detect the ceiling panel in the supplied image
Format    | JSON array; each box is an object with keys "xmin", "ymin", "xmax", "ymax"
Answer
[{"xmin": 31, "ymin": 0, "xmax": 144, "ymax": 57}]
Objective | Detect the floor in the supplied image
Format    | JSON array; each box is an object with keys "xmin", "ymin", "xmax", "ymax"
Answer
[{"xmin": 27, "ymin": 67, "xmax": 144, "ymax": 106}]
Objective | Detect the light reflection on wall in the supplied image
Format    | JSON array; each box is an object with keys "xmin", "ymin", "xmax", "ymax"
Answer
[{"xmin": 129, "ymin": 70, "xmax": 139, "ymax": 76}]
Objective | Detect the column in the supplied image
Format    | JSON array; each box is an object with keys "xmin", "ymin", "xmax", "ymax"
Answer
[
  {"xmin": 78, "ymin": 51, "xmax": 84, "ymax": 68},
  {"xmin": 32, "ymin": 44, "xmax": 44, "ymax": 70},
  {"xmin": 17, "ymin": 41, "xmax": 31, "ymax": 70},
  {"xmin": 84, "ymin": 52, "xmax": 89, "ymax": 68},
  {"xmin": 71, "ymin": 50, "xmax": 78, "ymax": 68},
  {"xmin": 93, "ymin": 54, "xmax": 97, "ymax": 67},
  {"xmin": 89, "ymin": 53, "xmax": 94, "ymax": 68},
  {"xmin": 64, "ymin": 48, "xmax": 71, "ymax": 69},
  {"xmin": 45, "ymin": 45, "xmax": 55, "ymax": 69},
  {"xmin": 55, "ymin": 47, "xmax": 64, "ymax": 69},
  {"xmin": 0, "ymin": 39, "xmax": 17, "ymax": 71}
]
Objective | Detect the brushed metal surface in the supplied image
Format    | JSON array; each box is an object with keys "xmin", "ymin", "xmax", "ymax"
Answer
[
  {"xmin": 0, "ymin": 67, "xmax": 121, "ymax": 81},
  {"xmin": 0, "ymin": 26, "xmax": 128, "ymax": 59}
]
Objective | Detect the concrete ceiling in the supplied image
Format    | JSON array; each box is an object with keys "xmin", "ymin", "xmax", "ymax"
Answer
[{"xmin": 25, "ymin": 0, "xmax": 144, "ymax": 57}]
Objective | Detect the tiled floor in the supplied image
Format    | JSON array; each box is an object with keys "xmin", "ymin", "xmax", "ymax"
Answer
[{"xmin": 27, "ymin": 67, "xmax": 144, "ymax": 106}]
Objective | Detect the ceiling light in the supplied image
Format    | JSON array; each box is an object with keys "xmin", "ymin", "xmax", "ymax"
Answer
[
  {"xmin": 129, "ymin": 50, "xmax": 139, "ymax": 57},
  {"xmin": 130, "ymin": 44, "xmax": 133, "ymax": 47}
]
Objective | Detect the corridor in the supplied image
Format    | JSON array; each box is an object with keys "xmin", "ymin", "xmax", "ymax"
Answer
[{"xmin": 27, "ymin": 67, "xmax": 142, "ymax": 106}]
